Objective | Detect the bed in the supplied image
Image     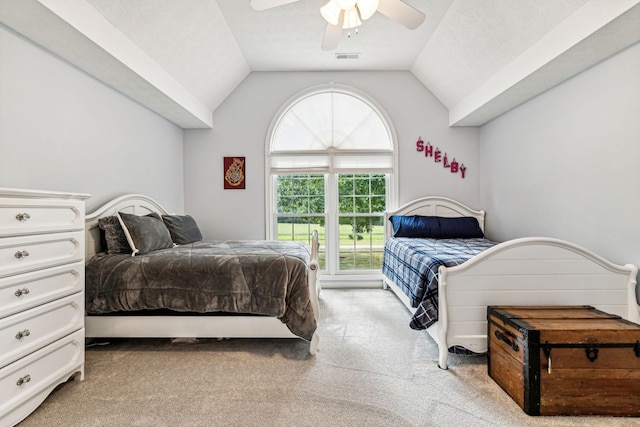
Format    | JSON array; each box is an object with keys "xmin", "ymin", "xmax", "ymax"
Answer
[
  {"xmin": 84, "ymin": 194, "xmax": 321, "ymax": 354},
  {"xmin": 382, "ymin": 196, "xmax": 639, "ymax": 369}
]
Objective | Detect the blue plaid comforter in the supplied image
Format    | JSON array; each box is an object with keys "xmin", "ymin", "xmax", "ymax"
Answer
[{"xmin": 382, "ymin": 237, "xmax": 498, "ymax": 330}]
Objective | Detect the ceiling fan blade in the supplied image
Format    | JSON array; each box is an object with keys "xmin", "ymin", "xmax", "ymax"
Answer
[
  {"xmin": 376, "ymin": 0, "xmax": 425, "ymax": 30},
  {"xmin": 321, "ymin": 23, "xmax": 341, "ymax": 51},
  {"xmin": 321, "ymin": 10, "xmax": 344, "ymax": 51},
  {"xmin": 250, "ymin": 0, "xmax": 301, "ymax": 11}
]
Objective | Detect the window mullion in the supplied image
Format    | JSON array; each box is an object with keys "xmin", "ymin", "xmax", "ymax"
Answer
[{"xmin": 326, "ymin": 173, "xmax": 338, "ymax": 276}]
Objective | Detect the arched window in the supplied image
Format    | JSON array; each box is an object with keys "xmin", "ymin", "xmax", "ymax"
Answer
[{"xmin": 266, "ymin": 84, "xmax": 397, "ymax": 282}]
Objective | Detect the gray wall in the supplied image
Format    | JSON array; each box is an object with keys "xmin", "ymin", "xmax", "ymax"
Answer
[
  {"xmin": 184, "ymin": 71, "xmax": 480, "ymax": 240},
  {"xmin": 9, "ymin": 16, "xmax": 637, "ymax": 283},
  {"xmin": 0, "ymin": 25, "xmax": 185, "ymax": 213},
  {"xmin": 479, "ymin": 41, "xmax": 640, "ymax": 282}
]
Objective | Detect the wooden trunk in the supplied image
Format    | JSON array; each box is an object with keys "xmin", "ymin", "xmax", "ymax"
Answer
[{"xmin": 487, "ymin": 305, "xmax": 640, "ymax": 416}]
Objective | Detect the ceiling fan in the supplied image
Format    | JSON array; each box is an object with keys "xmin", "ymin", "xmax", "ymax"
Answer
[{"xmin": 249, "ymin": 0, "xmax": 426, "ymax": 51}]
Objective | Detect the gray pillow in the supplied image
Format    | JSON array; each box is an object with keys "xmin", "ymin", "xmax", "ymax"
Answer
[
  {"xmin": 117, "ymin": 211, "xmax": 174, "ymax": 256},
  {"xmin": 162, "ymin": 214, "xmax": 203, "ymax": 245},
  {"xmin": 98, "ymin": 216, "xmax": 131, "ymax": 254}
]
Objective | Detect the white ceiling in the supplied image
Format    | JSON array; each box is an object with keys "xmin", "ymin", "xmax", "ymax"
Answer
[{"xmin": 1, "ymin": 0, "xmax": 639, "ymax": 129}]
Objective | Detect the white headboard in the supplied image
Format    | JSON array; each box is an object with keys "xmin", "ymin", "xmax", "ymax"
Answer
[
  {"xmin": 85, "ymin": 194, "xmax": 170, "ymax": 259},
  {"xmin": 384, "ymin": 196, "xmax": 485, "ymax": 239}
]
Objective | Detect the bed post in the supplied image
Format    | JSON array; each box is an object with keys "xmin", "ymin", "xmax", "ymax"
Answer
[
  {"xmin": 437, "ymin": 266, "xmax": 450, "ymax": 369},
  {"xmin": 308, "ymin": 230, "xmax": 321, "ymax": 355},
  {"xmin": 626, "ymin": 264, "xmax": 640, "ymax": 323}
]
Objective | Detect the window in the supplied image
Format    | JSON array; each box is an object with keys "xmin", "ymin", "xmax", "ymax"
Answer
[
  {"xmin": 275, "ymin": 174, "xmax": 327, "ymax": 270},
  {"xmin": 337, "ymin": 173, "xmax": 386, "ymax": 270},
  {"xmin": 266, "ymin": 84, "xmax": 397, "ymax": 282}
]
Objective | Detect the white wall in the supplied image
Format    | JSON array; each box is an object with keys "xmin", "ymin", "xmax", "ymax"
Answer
[
  {"xmin": 479, "ymin": 41, "xmax": 640, "ymax": 286},
  {"xmin": 0, "ymin": 25, "xmax": 185, "ymax": 213},
  {"xmin": 183, "ymin": 71, "xmax": 480, "ymax": 240}
]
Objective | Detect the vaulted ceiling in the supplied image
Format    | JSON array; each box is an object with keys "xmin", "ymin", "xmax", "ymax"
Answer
[{"xmin": 1, "ymin": 0, "xmax": 639, "ymax": 129}]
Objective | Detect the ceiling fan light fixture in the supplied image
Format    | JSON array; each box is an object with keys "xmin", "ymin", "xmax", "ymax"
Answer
[
  {"xmin": 320, "ymin": 1, "xmax": 341, "ymax": 26},
  {"xmin": 356, "ymin": 0, "xmax": 379, "ymax": 20},
  {"xmin": 334, "ymin": 0, "xmax": 357, "ymax": 9},
  {"xmin": 343, "ymin": 7, "xmax": 362, "ymax": 29},
  {"xmin": 322, "ymin": 0, "xmax": 378, "ymax": 29}
]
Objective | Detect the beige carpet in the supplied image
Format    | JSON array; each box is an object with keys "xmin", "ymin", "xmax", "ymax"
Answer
[{"xmin": 16, "ymin": 289, "xmax": 640, "ymax": 427}]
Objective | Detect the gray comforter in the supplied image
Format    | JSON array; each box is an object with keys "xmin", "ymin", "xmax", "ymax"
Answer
[{"xmin": 85, "ymin": 240, "xmax": 317, "ymax": 340}]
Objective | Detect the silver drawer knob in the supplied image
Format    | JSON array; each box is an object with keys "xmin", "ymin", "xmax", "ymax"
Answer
[
  {"xmin": 14, "ymin": 287, "xmax": 30, "ymax": 297},
  {"xmin": 16, "ymin": 374, "xmax": 31, "ymax": 386},
  {"xmin": 15, "ymin": 212, "xmax": 31, "ymax": 222},
  {"xmin": 14, "ymin": 250, "xmax": 30, "ymax": 259},
  {"xmin": 15, "ymin": 329, "xmax": 31, "ymax": 340}
]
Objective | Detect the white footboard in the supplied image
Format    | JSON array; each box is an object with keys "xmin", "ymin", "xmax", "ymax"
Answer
[{"xmin": 435, "ymin": 237, "xmax": 639, "ymax": 369}]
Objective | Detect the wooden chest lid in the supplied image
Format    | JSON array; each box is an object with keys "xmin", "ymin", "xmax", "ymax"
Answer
[{"xmin": 488, "ymin": 305, "xmax": 640, "ymax": 334}]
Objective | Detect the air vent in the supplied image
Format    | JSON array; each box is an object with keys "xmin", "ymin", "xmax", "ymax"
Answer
[{"xmin": 335, "ymin": 53, "xmax": 360, "ymax": 60}]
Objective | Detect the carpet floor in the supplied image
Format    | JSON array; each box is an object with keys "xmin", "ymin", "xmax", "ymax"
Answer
[{"xmin": 15, "ymin": 289, "xmax": 640, "ymax": 427}]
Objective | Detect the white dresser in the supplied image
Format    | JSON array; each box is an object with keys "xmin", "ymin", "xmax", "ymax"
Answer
[{"xmin": 0, "ymin": 188, "xmax": 89, "ymax": 427}]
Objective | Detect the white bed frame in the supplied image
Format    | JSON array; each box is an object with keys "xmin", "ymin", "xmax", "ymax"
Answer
[
  {"xmin": 85, "ymin": 194, "xmax": 321, "ymax": 354},
  {"xmin": 383, "ymin": 196, "xmax": 639, "ymax": 369}
]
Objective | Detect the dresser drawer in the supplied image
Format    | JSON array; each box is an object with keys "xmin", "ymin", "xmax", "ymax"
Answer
[
  {"xmin": 0, "ymin": 198, "xmax": 85, "ymax": 237},
  {"xmin": 0, "ymin": 292, "xmax": 83, "ymax": 369},
  {"xmin": 0, "ymin": 261, "xmax": 84, "ymax": 319},
  {"xmin": 0, "ymin": 231, "xmax": 83, "ymax": 278},
  {"xmin": 0, "ymin": 329, "xmax": 84, "ymax": 426}
]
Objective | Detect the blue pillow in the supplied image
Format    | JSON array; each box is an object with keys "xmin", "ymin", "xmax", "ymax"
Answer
[{"xmin": 389, "ymin": 215, "xmax": 484, "ymax": 239}]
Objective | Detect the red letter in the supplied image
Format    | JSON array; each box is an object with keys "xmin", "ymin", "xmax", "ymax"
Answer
[
  {"xmin": 424, "ymin": 142, "xmax": 433, "ymax": 157},
  {"xmin": 451, "ymin": 159, "xmax": 458, "ymax": 173},
  {"xmin": 416, "ymin": 138, "xmax": 424, "ymax": 152},
  {"xmin": 444, "ymin": 153, "xmax": 450, "ymax": 168},
  {"xmin": 434, "ymin": 148, "xmax": 442, "ymax": 162},
  {"xmin": 460, "ymin": 164, "xmax": 466, "ymax": 179}
]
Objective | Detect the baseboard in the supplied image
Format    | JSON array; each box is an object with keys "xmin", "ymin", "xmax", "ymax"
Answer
[{"xmin": 319, "ymin": 275, "xmax": 384, "ymax": 289}]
